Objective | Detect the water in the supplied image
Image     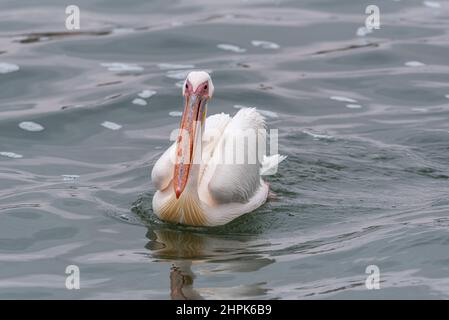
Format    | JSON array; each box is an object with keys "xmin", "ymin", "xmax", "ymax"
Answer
[{"xmin": 1, "ymin": 0, "xmax": 449, "ymax": 299}]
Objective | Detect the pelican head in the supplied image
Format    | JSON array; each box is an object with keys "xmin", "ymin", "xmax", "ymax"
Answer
[{"xmin": 174, "ymin": 71, "xmax": 213, "ymax": 199}]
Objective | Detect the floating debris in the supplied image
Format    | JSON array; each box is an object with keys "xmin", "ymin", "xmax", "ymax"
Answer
[
  {"xmin": 356, "ymin": 26, "xmax": 373, "ymax": 37},
  {"xmin": 423, "ymin": 1, "xmax": 441, "ymax": 8},
  {"xmin": 0, "ymin": 62, "xmax": 20, "ymax": 74},
  {"xmin": 405, "ymin": 61, "xmax": 425, "ymax": 67},
  {"xmin": 217, "ymin": 44, "xmax": 246, "ymax": 53},
  {"xmin": 138, "ymin": 90, "xmax": 157, "ymax": 99},
  {"xmin": 19, "ymin": 121, "xmax": 44, "ymax": 132},
  {"xmin": 330, "ymin": 96, "xmax": 358, "ymax": 103},
  {"xmin": 251, "ymin": 40, "xmax": 280, "ymax": 49},
  {"xmin": 346, "ymin": 104, "xmax": 362, "ymax": 109},
  {"xmin": 0, "ymin": 152, "xmax": 23, "ymax": 159},
  {"xmin": 62, "ymin": 175, "xmax": 80, "ymax": 182},
  {"xmin": 132, "ymin": 98, "xmax": 147, "ymax": 106},
  {"xmin": 169, "ymin": 111, "xmax": 183, "ymax": 117},
  {"xmin": 157, "ymin": 63, "xmax": 194, "ymax": 70},
  {"xmin": 101, "ymin": 121, "xmax": 122, "ymax": 130},
  {"xmin": 100, "ymin": 62, "xmax": 143, "ymax": 73}
]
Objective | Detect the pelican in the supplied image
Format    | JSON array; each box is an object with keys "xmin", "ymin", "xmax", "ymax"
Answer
[{"xmin": 151, "ymin": 71, "xmax": 285, "ymax": 226}]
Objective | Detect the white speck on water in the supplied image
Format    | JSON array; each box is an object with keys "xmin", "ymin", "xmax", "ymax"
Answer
[
  {"xmin": 423, "ymin": 1, "xmax": 441, "ymax": 8},
  {"xmin": 0, "ymin": 152, "xmax": 23, "ymax": 159},
  {"xmin": 132, "ymin": 98, "xmax": 147, "ymax": 106},
  {"xmin": 166, "ymin": 70, "xmax": 191, "ymax": 80},
  {"xmin": 169, "ymin": 111, "xmax": 183, "ymax": 117},
  {"xmin": 346, "ymin": 104, "xmax": 362, "ymax": 109},
  {"xmin": 356, "ymin": 26, "xmax": 373, "ymax": 37},
  {"xmin": 62, "ymin": 175, "xmax": 80, "ymax": 182},
  {"xmin": 330, "ymin": 96, "xmax": 358, "ymax": 103},
  {"xmin": 445, "ymin": 94, "xmax": 449, "ymax": 99},
  {"xmin": 100, "ymin": 62, "xmax": 144, "ymax": 73},
  {"xmin": 101, "ymin": 121, "xmax": 122, "ymax": 130},
  {"xmin": 251, "ymin": 40, "xmax": 280, "ymax": 49},
  {"xmin": 157, "ymin": 63, "xmax": 194, "ymax": 70},
  {"xmin": 170, "ymin": 21, "xmax": 184, "ymax": 27},
  {"xmin": 138, "ymin": 90, "xmax": 157, "ymax": 99},
  {"xmin": 175, "ymin": 80, "xmax": 184, "ymax": 88},
  {"xmin": 258, "ymin": 109, "xmax": 279, "ymax": 118},
  {"xmin": 98, "ymin": 228, "xmax": 119, "ymax": 234},
  {"xmin": 412, "ymin": 107, "xmax": 428, "ymax": 112},
  {"xmin": 405, "ymin": 61, "xmax": 425, "ymax": 67},
  {"xmin": 154, "ymin": 146, "xmax": 163, "ymax": 150},
  {"xmin": 217, "ymin": 44, "xmax": 246, "ymax": 53},
  {"xmin": 112, "ymin": 28, "xmax": 135, "ymax": 34},
  {"xmin": 0, "ymin": 62, "xmax": 20, "ymax": 74},
  {"xmin": 233, "ymin": 104, "xmax": 246, "ymax": 109},
  {"xmin": 19, "ymin": 121, "xmax": 44, "ymax": 132},
  {"xmin": 303, "ymin": 130, "xmax": 334, "ymax": 140}
]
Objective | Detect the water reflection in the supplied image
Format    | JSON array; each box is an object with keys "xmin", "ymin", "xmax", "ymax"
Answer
[{"xmin": 144, "ymin": 226, "xmax": 274, "ymax": 300}]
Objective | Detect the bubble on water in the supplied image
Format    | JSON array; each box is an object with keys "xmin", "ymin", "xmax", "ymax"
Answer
[
  {"xmin": 0, "ymin": 152, "xmax": 23, "ymax": 159},
  {"xmin": 138, "ymin": 90, "xmax": 157, "ymax": 99},
  {"xmin": 157, "ymin": 63, "xmax": 194, "ymax": 70},
  {"xmin": 405, "ymin": 61, "xmax": 425, "ymax": 67},
  {"xmin": 217, "ymin": 44, "xmax": 246, "ymax": 53},
  {"xmin": 330, "ymin": 96, "xmax": 358, "ymax": 103},
  {"xmin": 0, "ymin": 62, "xmax": 20, "ymax": 74},
  {"xmin": 169, "ymin": 111, "xmax": 183, "ymax": 117},
  {"xmin": 100, "ymin": 62, "xmax": 143, "ymax": 73},
  {"xmin": 346, "ymin": 104, "xmax": 362, "ymax": 109},
  {"xmin": 423, "ymin": 1, "xmax": 441, "ymax": 8},
  {"xmin": 19, "ymin": 121, "xmax": 44, "ymax": 132},
  {"xmin": 251, "ymin": 40, "xmax": 280, "ymax": 49},
  {"xmin": 132, "ymin": 98, "xmax": 147, "ymax": 106},
  {"xmin": 101, "ymin": 121, "xmax": 122, "ymax": 130}
]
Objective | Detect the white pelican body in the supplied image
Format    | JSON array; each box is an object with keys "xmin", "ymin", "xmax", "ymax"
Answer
[{"xmin": 151, "ymin": 71, "xmax": 285, "ymax": 226}]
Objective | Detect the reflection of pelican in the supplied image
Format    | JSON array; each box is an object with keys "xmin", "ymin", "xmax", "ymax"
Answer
[
  {"xmin": 145, "ymin": 228, "xmax": 274, "ymax": 300},
  {"xmin": 151, "ymin": 71, "xmax": 285, "ymax": 226}
]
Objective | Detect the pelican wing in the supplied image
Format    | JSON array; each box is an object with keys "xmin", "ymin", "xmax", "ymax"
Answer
[{"xmin": 202, "ymin": 108, "xmax": 266, "ymax": 204}]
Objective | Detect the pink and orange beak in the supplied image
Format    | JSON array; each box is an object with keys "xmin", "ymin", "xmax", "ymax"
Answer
[{"xmin": 173, "ymin": 84, "xmax": 208, "ymax": 199}]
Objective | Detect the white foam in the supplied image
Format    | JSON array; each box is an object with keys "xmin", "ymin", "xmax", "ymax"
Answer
[
  {"xmin": 330, "ymin": 96, "xmax": 358, "ymax": 103},
  {"xmin": 100, "ymin": 62, "xmax": 143, "ymax": 73},
  {"xmin": 0, "ymin": 152, "xmax": 23, "ymax": 159},
  {"xmin": 346, "ymin": 104, "xmax": 362, "ymax": 109},
  {"xmin": 62, "ymin": 175, "xmax": 80, "ymax": 182},
  {"xmin": 132, "ymin": 98, "xmax": 147, "ymax": 106},
  {"xmin": 138, "ymin": 90, "xmax": 157, "ymax": 99},
  {"xmin": 19, "ymin": 121, "xmax": 44, "ymax": 132},
  {"xmin": 405, "ymin": 61, "xmax": 425, "ymax": 67},
  {"xmin": 169, "ymin": 111, "xmax": 183, "ymax": 117},
  {"xmin": 356, "ymin": 26, "xmax": 373, "ymax": 37},
  {"xmin": 423, "ymin": 1, "xmax": 441, "ymax": 8},
  {"xmin": 217, "ymin": 44, "xmax": 246, "ymax": 53},
  {"xmin": 101, "ymin": 121, "xmax": 122, "ymax": 130},
  {"xmin": 233, "ymin": 104, "xmax": 247, "ymax": 109},
  {"xmin": 251, "ymin": 40, "xmax": 280, "ymax": 49},
  {"xmin": 0, "ymin": 63, "xmax": 20, "ymax": 74},
  {"xmin": 157, "ymin": 63, "xmax": 194, "ymax": 70}
]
